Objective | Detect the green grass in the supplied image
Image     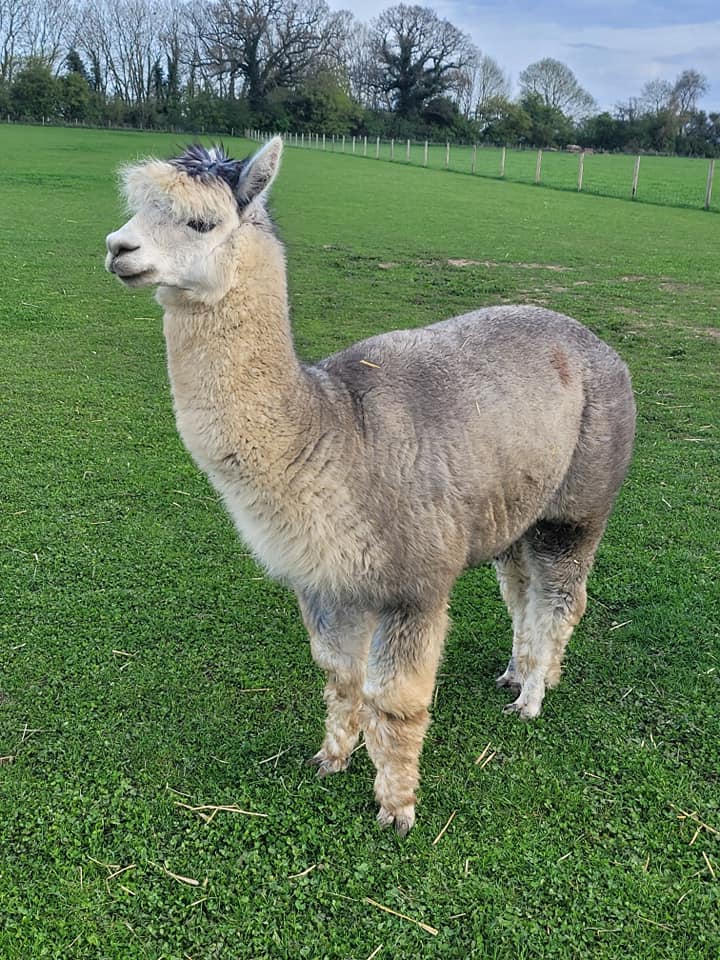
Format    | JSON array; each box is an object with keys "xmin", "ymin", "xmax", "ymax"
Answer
[
  {"xmin": 304, "ymin": 135, "xmax": 718, "ymax": 212},
  {"xmin": 1, "ymin": 124, "xmax": 719, "ymax": 959}
]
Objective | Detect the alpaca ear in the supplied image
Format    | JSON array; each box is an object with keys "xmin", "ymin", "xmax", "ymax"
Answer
[{"xmin": 236, "ymin": 136, "xmax": 283, "ymax": 206}]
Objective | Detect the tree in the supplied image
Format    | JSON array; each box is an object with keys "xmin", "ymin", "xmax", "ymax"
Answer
[
  {"xmin": 479, "ymin": 97, "xmax": 531, "ymax": 146},
  {"xmin": 369, "ymin": 4, "xmax": 473, "ymax": 119},
  {"xmin": 59, "ymin": 69, "xmax": 91, "ymax": 119},
  {"xmin": 191, "ymin": 0, "xmax": 349, "ymax": 115},
  {"xmin": 640, "ymin": 78, "xmax": 673, "ymax": 115},
  {"xmin": 520, "ymin": 92, "xmax": 574, "ymax": 147},
  {"xmin": 0, "ymin": 0, "xmax": 32, "ymax": 81},
  {"xmin": 519, "ymin": 57, "xmax": 594, "ymax": 118},
  {"xmin": 672, "ymin": 69, "xmax": 709, "ymax": 119},
  {"xmin": 448, "ymin": 48, "xmax": 509, "ymax": 121},
  {"xmin": 10, "ymin": 56, "xmax": 59, "ymax": 117}
]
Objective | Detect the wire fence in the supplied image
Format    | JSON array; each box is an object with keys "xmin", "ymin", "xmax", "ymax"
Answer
[{"xmin": 248, "ymin": 129, "xmax": 719, "ymax": 214}]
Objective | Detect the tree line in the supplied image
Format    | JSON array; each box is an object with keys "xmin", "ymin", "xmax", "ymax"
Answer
[{"xmin": 1, "ymin": 0, "xmax": 718, "ymax": 156}]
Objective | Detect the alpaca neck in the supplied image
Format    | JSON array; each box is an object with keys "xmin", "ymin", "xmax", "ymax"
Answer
[{"xmin": 160, "ymin": 226, "xmax": 317, "ymax": 479}]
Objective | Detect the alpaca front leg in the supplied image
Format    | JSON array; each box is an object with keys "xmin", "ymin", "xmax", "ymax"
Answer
[
  {"xmin": 299, "ymin": 596, "xmax": 374, "ymax": 777},
  {"xmin": 361, "ymin": 604, "xmax": 448, "ymax": 835}
]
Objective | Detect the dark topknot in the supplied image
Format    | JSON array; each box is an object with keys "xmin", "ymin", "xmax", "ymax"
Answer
[{"xmin": 170, "ymin": 144, "xmax": 249, "ymax": 197}]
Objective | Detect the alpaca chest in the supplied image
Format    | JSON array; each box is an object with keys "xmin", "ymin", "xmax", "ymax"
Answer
[{"xmin": 212, "ymin": 467, "xmax": 359, "ymax": 592}]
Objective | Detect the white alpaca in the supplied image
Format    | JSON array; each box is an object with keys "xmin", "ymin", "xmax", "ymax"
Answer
[{"xmin": 106, "ymin": 138, "xmax": 635, "ymax": 834}]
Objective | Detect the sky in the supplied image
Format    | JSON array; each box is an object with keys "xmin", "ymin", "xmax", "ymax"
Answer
[{"xmin": 330, "ymin": 0, "xmax": 720, "ymax": 114}]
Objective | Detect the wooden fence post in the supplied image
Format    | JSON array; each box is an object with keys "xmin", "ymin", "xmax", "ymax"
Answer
[
  {"xmin": 363, "ymin": 136, "xmax": 367, "ymax": 156},
  {"xmin": 445, "ymin": 142, "xmax": 450, "ymax": 168},
  {"xmin": 704, "ymin": 158, "xmax": 715, "ymax": 210},
  {"xmin": 375, "ymin": 136, "xmax": 380, "ymax": 158},
  {"xmin": 631, "ymin": 155, "xmax": 641, "ymax": 199},
  {"xmin": 424, "ymin": 140, "xmax": 428, "ymax": 166},
  {"xmin": 535, "ymin": 149, "xmax": 543, "ymax": 184},
  {"xmin": 390, "ymin": 138, "xmax": 394, "ymax": 160},
  {"xmin": 500, "ymin": 146, "xmax": 506, "ymax": 177},
  {"xmin": 577, "ymin": 151, "xmax": 585, "ymax": 192},
  {"xmin": 322, "ymin": 133, "xmax": 325, "ymax": 150},
  {"xmin": 471, "ymin": 143, "xmax": 477, "ymax": 174},
  {"xmin": 352, "ymin": 136, "xmax": 356, "ymax": 154},
  {"xmin": 406, "ymin": 139, "xmax": 410, "ymax": 162},
  {"xmin": 342, "ymin": 135, "xmax": 345, "ymax": 152}
]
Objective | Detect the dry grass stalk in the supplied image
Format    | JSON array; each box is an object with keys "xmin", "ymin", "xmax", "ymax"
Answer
[
  {"xmin": 359, "ymin": 359, "xmax": 381, "ymax": 368},
  {"xmin": 702, "ymin": 851, "xmax": 716, "ymax": 879},
  {"xmin": 474, "ymin": 743, "xmax": 492, "ymax": 765},
  {"xmin": 638, "ymin": 916, "xmax": 671, "ymax": 930},
  {"xmin": 431, "ymin": 810, "xmax": 456, "ymax": 846},
  {"xmin": 477, "ymin": 750, "xmax": 496, "ymax": 771},
  {"xmin": 364, "ymin": 897, "xmax": 438, "ymax": 936},
  {"xmin": 259, "ymin": 746, "xmax": 291, "ymax": 765},
  {"xmin": 106, "ymin": 864, "xmax": 136, "ymax": 881},
  {"xmin": 671, "ymin": 804, "xmax": 719, "ymax": 841},
  {"xmin": 153, "ymin": 862, "xmax": 201, "ymax": 886},
  {"xmin": 174, "ymin": 801, "xmax": 269, "ymax": 823},
  {"xmin": 365, "ymin": 947, "xmax": 383, "ymax": 960},
  {"xmin": 0, "ymin": 755, "xmax": 14, "ymax": 765},
  {"xmin": 288, "ymin": 863, "xmax": 320, "ymax": 879}
]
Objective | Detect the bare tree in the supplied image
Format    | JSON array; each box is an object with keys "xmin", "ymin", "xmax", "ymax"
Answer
[
  {"xmin": 342, "ymin": 18, "xmax": 383, "ymax": 109},
  {"xmin": 639, "ymin": 77, "xmax": 673, "ymax": 115},
  {"xmin": 191, "ymin": 0, "xmax": 349, "ymax": 111},
  {"xmin": 519, "ymin": 57, "xmax": 595, "ymax": 117},
  {"xmin": 672, "ymin": 68, "xmax": 709, "ymax": 118},
  {"xmin": 454, "ymin": 51, "xmax": 511, "ymax": 121},
  {"xmin": 0, "ymin": 0, "xmax": 34, "ymax": 80},
  {"xmin": 24, "ymin": 0, "xmax": 79, "ymax": 72},
  {"xmin": 369, "ymin": 4, "xmax": 474, "ymax": 118}
]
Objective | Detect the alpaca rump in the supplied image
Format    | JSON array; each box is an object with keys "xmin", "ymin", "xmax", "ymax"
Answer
[{"xmin": 106, "ymin": 138, "xmax": 636, "ymax": 834}]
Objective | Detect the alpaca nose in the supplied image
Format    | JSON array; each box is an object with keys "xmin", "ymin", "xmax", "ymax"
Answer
[{"xmin": 106, "ymin": 234, "xmax": 140, "ymax": 258}]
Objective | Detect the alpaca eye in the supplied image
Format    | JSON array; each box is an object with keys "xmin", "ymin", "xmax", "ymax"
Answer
[{"xmin": 187, "ymin": 219, "xmax": 216, "ymax": 233}]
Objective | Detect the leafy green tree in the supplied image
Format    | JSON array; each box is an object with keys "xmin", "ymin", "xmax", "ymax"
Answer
[
  {"xmin": 520, "ymin": 92, "xmax": 574, "ymax": 147},
  {"xmin": 284, "ymin": 71, "xmax": 363, "ymax": 134},
  {"xmin": 577, "ymin": 111, "xmax": 628, "ymax": 151},
  {"xmin": 479, "ymin": 97, "xmax": 531, "ymax": 145},
  {"xmin": 10, "ymin": 58, "xmax": 59, "ymax": 120},
  {"xmin": 59, "ymin": 70, "xmax": 91, "ymax": 120}
]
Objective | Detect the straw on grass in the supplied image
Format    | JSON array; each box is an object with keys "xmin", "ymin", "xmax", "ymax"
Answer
[
  {"xmin": 431, "ymin": 810, "xmax": 456, "ymax": 846},
  {"xmin": 174, "ymin": 801, "xmax": 268, "ymax": 823},
  {"xmin": 364, "ymin": 897, "xmax": 438, "ymax": 936}
]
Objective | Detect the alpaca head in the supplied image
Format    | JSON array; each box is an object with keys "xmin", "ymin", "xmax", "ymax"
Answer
[{"xmin": 105, "ymin": 137, "xmax": 283, "ymax": 304}]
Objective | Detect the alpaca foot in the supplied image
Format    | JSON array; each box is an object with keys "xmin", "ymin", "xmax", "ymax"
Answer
[
  {"xmin": 308, "ymin": 749, "xmax": 350, "ymax": 778},
  {"xmin": 377, "ymin": 803, "xmax": 416, "ymax": 837},
  {"xmin": 502, "ymin": 683, "xmax": 545, "ymax": 720}
]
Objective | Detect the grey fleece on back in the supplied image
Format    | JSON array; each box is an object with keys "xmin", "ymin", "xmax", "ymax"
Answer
[{"xmin": 306, "ymin": 304, "xmax": 635, "ymax": 609}]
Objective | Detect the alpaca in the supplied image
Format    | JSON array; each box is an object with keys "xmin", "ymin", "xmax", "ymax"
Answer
[{"xmin": 105, "ymin": 137, "xmax": 635, "ymax": 834}]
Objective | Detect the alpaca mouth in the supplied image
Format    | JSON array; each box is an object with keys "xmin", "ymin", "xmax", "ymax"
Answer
[{"xmin": 115, "ymin": 267, "xmax": 155, "ymax": 286}]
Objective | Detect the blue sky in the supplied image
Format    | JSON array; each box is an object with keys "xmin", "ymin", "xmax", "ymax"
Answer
[{"xmin": 333, "ymin": 1, "xmax": 720, "ymax": 113}]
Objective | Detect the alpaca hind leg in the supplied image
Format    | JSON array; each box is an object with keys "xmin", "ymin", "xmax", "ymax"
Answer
[
  {"xmin": 494, "ymin": 542, "xmax": 530, "ymax": 689},
  {"xmin": 298, "ymin": 595, "xmax": 374, "ymax": 777},
  {"xmin": 361, "ymin": 603, "xmax": 448, "ymax": 835},
  {"xmin": 503, "ymin": 521, "xmax": 598, "ymax": 720}
]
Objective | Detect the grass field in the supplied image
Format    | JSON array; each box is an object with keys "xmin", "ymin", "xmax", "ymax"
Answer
[
  {"xmin": 1, "ymin": 124, "xmax": 719, "ymax": 959},
  {"xmin": 290, "ymin": 135, "xmax": 719, "ymax": 212}
]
